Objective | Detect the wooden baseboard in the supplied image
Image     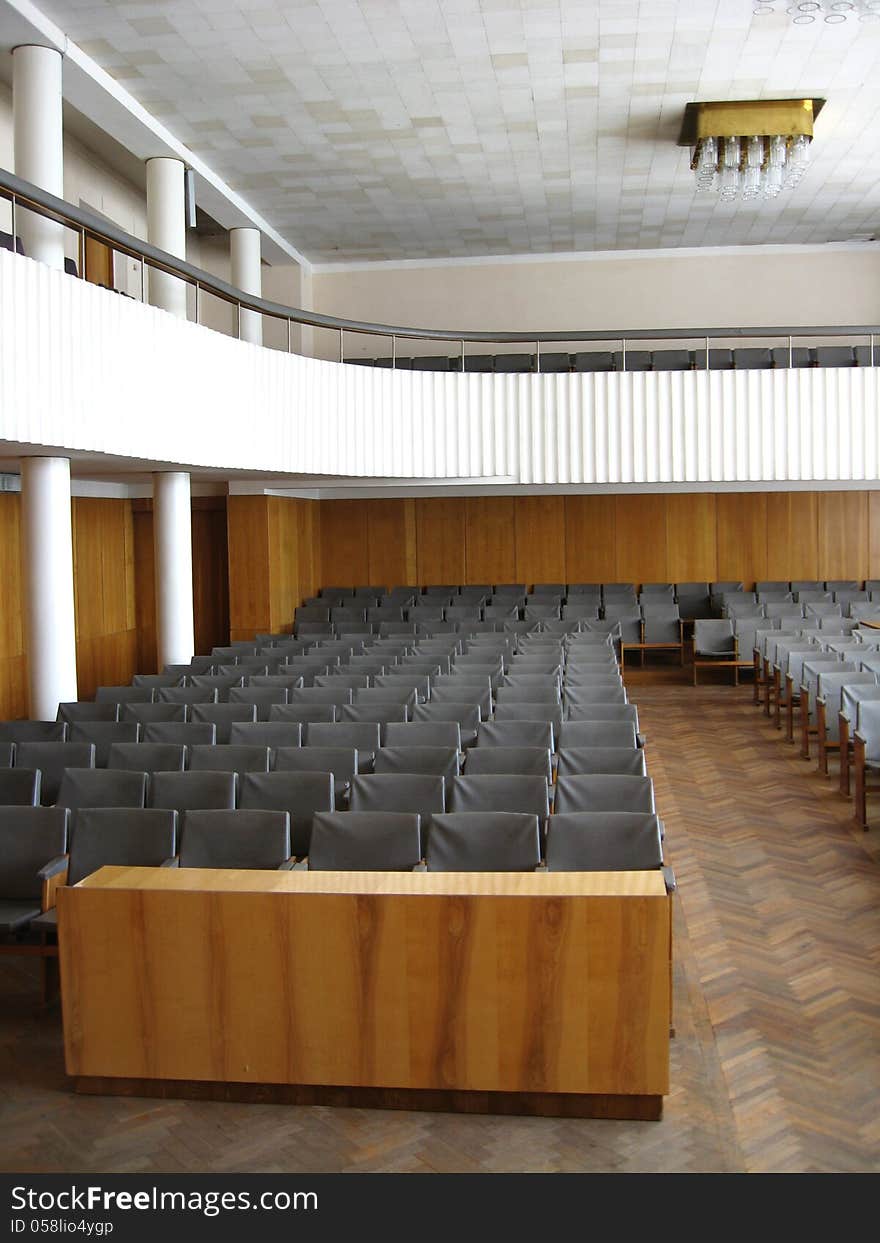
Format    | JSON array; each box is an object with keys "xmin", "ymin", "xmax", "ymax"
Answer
[{"xmin": 72, "ymin": 1076, "xmax": 663, "ymax": 1121}]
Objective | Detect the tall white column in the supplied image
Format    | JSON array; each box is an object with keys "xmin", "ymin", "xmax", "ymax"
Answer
[
  {"xmin": 12, "ymin": 45, "xmax": 65, "ymax": 270},
  {"xmin": 20, "ymin": 457, "xmax": 78, "ymax": 718},
  {"xmin": 153, "ymin": 472, "xmax": 194, "ymax": 670},
  {"xmin": 146, "ymin": 156, "xmax": 187, "ymax": 318},
  {"xmin": 230, "ymin": 226, "xmax": 263, "ymax": 345}
]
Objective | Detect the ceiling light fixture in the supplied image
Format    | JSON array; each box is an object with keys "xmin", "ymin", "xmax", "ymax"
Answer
[
  {"xmin": 678, "ymin": 98, "xmax": 824, "ymax": 201},
  {"xmin": 754, "ymin": 1, "xmax": 880, "ymax": 23}
]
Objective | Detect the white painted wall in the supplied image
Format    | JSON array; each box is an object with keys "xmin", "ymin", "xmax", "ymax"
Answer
[
  {"xmin": 1, "ymin": 248, "xmax": 877, "ymax": 490},
  {"xmin": 311, "ymin": 246, "xmax": 880, "ymax": 361}
]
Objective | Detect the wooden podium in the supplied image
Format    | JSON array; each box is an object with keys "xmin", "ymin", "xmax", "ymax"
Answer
[{"xmin": 58, "ymin": 866, "xmax": 670, "ymax": 1119}]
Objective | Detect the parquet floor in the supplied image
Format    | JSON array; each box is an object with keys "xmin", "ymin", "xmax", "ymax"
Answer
[{"xmin": 2, "ymin": 669, "xmax": 879, "ymax": 1173}]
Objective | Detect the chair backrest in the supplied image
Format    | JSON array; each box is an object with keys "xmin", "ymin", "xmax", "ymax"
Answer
[
  {"xmin": 555, "ymin": 747, "xmax": 648, "ymax": 777},
  {"xmin": 158, "ymin": 687, "xmax": 219, "ymax": 705},
  {"xmin": 179, "ymin": 809, "xmax": 290, "ymax": 869},
  {"xmin": 856, "ymin": 698, "xmax": 880, "ymax": 762},
  {"xmin": 0, "ymin": 720, "xmax": 67, "ymax": 744},
  {"xmin": 15, "ymin": 742, "xmax": 96, "ymax": 805},
  {"xmin": 373, "ymin": 747, "xmax": 460, "ymax": 778},
  {"xmin": 67, "ymin": 807, "xmax": 178, "ymax": 886},
  {"xmin": 383, "ymin": 720, "xmax": 462, "ymax": 749},
  {"xmin": 425, "ymin": 812, "xmax": 540, "ymax": 871},
  {"xmin": 447, "ymin": 775, "xmax": 549, "ymax": 819},
  {"xmin": 190, "ymin": 703, "xmax": 258, "ymax": 743},
  {"xmin": 150, "ymin": 770, "xmax": 237, "ymax": 811},
  {"xmin": 0, "ymin": 767, "xmax": 42, "ymax": 805},
  {"xmin": 273, "ymin": 747, "xmax": 358, "ymax": 788},
  {"xmin": 108, "ymin": 742, "xmax": 186, "ymax": 772},
  {"xmin": 694, "ymin": 620, "xmax": 736, "ymax": 655},
  {"xmin": 491, "ymin": 702, "xmax": 563, "ymax": 729},
  {"xmin": 308, "ymin": 812, "xmax": 421, "ymax": 871},
  {"xmin": 55, "ymin": 767, "xmax": 148, "ymax": 811},
  {"xmin": 557, "ymin": 720, "xmax": 638, "ymax": 750},
  {"xmin": 554, "ymin": 774, "xmax": 655, "ymax": 814},
  {"xmin": 340, "ymin": 703, "xmax": 410, "ymax": 725},
  {"xmin": 94, "ymin": 686, "xmax": 154, "ymax": 705},
  {"xmin": 238, "ymin": 770, "xmax": 335, "ymax": 856},
  {"xmin": 122, "ymin": 702, "xmax": 187, "ymax": 725},
  {"xmin": 69, "ymin": 721, "xmax": 140, "ymax": 767},
  {"xmin": 464, "ymin": 746, "xmax": 552, "ymax": 781},
  {"xmin": 0, "ymin": 806, "xmax": 69, "ymax": 900},
  {"xmin": 545, "ymin": 813, "xmax": 663, "ymax": 872},
  {"xmin": 143, "ymin": 722, "xmax": 217, "ymax": 746},
  {"xmin": 187, "ymin": 744, "xmax": 271, "ymax": 773},
  {"xmin": 475, "ymin": 720, "xmax": 555, "ymax": 751},
  {"xmin": 227, "ymin": 721, "xmax": 303, "ymax": 750},
  {"xmin": 411, "ymin": 701, "xmax": 481, "ymax": 745},
  {"xmin": 58, "ymin": 703, "xmax": 118, "ymax": 725},
  {"xmin": 306, "ymin": 721, "xmax": 382, "ymax": 755},
  {"xmin": 349, "ymin": 774, "xmax": 445, "ymax": 825}
]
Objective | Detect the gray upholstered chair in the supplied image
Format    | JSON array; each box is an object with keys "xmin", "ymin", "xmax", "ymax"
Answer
[
  {"xmin": 57, "ymin": 703, "xmax": 118, "ymax": 725},
  {"xmin": 122, "ymin": 702, "xmax": 187, "ymax": 725},
  {"xmin": 178, "ymin": 809, "xmax": 291, "ymax": 869},
  {"xmin": 31, "ymin": 808, "xmax": 178, "ymax": 930},
  {"xmin": 349, "ymin": 774, "xmax": 445, "ymax": 826},
  {"xmin": 69, "ymin": 721, "xmax": 139, "ymax": 767},
  {"xmin": 189, "ymin": 703, "xmax": 258, "ymax": 744},
  {"xmin": 545, "ymin": 812, "xmax": 665, "ymax": 874},
  {"xmin": 143, "ymin": 722, "xmax": 217, "ymax": 746},
  {"xmin": 15, "ymin": 742, "xmax": 95, "ymax": 806},
  {"xmin": 0, "ymin": 720, "xmax": 67, "ymax": 744},
  {"xmin": 693, "ymin": 619, "xmax": 738, "ymax": 685},
  {"xmin": 150, "ymin": 770, "xmax": 237, "ymax": 812},
  {"xmin": 187, "ymin": 744, "xmax": 270, "ymax": 773},
  {"xmin": 55, "ymin": 767, "xmax": 148, "ymax": 810},
  {"xmin": 411, "ymin": 701, "xmax": 481, "ymax": 747},
  {"xmin": 447, "ymin": 775, "xmax": 550, "ymax": 821},
  {"xmin": 0, "ymin": 806, "xmax": 70, "ymax": 934},
  {"xmin": 476, "ymin": 720, "xmax": 556, "ymax": 751},
  {"xmin": 0, "ymin": 767, "xmax": 42, "ymax": 805},
  {"xmin": 109, "ymin": 742, "xmax": 186, "ymax": 772},
  {"xmin": 464, "ymin": 746, "xmax": 552, "ymax": 782},
  {"xmin": 555, "ymin": 747, "xmax": 648, "ymax": 777},
  {"xmin": 553, "ymin": 774, "xmax": 655, "ymax": 814},
  {"xmin": 238, "ymin": 771, "xmax": 334, "ymax": 857},
  {"xmin": 307, "ymin": 811, "xmax": 422, "ymax": 871},
  {"xmin": 424, "ymin": 812, "xmax": 541, "ymax": 871},
  {"xmin": 373, "ymin": 747, "xmax": 460, "ymax": 778}
]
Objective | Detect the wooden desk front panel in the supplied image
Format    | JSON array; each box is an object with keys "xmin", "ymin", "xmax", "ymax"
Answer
[{"xmin": 59, "ymin": 872, "xmax": 669, "ymax": 1097}]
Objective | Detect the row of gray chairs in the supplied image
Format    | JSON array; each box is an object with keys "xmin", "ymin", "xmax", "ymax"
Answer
[{"xmin": 350, "ymin": 346, "xmax": 876, "ymax": 373}]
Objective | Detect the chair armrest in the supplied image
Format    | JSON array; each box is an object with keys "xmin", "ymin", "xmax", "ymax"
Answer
[
  {"xmin": 39, "ymin": 855, "xmax": 69, "ymax": 913},
  {"xmin": 278, "ymin": 858, "xmax": 299, "ymax": 871},
  {"xmin": 637, "ymin": 733, "xmax": 647, "ymax": 748},
  {"xmin": 534, "ymin": 861, "xmax": 548, "ymax": 872},
  {"xmin": 291, "ymin": 858, "xmax": 309, "ymax": 870},
  {"xmin": 160, "ymin": 856, "xmax": 179, "ymax": 868},
  {"xmin": 412, "ymin": 861, "xmax": 427, "ymax": 872},
  {"xmin": 38, "ymin": 855, "xmax": 69, "ymax": 881},
  {"xmin": 854, "ymin": 730, "xmax": 867, "ymax": 745},
  {"xmin": 662, "ymin": 865, "xmax": 676, "ymax": 894}
]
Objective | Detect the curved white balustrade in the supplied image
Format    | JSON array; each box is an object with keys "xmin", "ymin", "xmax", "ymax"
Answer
[{"xmin": 1, "ymin": 250, "xmax": 878, "ymax": 486}]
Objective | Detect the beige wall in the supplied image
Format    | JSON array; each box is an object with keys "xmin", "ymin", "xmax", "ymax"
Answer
[{"xmin": 311, "ymin": 246, "xmax": 880, "ymax": 361}]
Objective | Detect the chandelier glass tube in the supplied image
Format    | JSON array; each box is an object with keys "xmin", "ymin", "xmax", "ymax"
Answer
[
  {"xmin": 754, "ymin": 1, "xmax": 880, "ymax": 22},
  {"xmin": 690, "ymin": 132, "xmax": 811, "ymax": 200}
]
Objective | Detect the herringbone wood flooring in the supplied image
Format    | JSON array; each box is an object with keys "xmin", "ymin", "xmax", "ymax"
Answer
[{"xmin": 2, "ymin": 670, "xmax": 878, "ymax": 1173}]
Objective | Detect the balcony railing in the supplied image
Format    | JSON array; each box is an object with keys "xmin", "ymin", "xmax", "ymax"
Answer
[{"xmin": 1, "ymin": 166, "xmax": 877, "ymax": 372}]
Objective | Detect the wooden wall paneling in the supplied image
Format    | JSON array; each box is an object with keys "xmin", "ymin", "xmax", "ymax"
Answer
[
  {"xmin": 465, "ymin": 497, "xmax": 517, "ymax": 585},
  {"xmin": 367, "ymin": 499, "xmax": 417, "ymax": 588},
  {"xmin": 817, "ymin": 491, "xmax": 868, "ymax": 582},
  {"xmin": 614, "ymin": 495, "xmax": 668, "ymax": 587},
  {"xmin": 131, "ymin": 504, "xmax": 156, "ymax": 674},
  {"xmin": 226, "ymin": 496, "xmax": 272, "ymax": 641},
  {"xmin": 191, "ymin": 499, "xmax": 230, "ymax": 655},
  {"xmin": 415, "ymin": 498, "xmax": 466, "ymax": 586},
  {"xmin": 869, "ymin": 493, "xmax": 880, "ymax": 581},
  {"xmin": 714, "ymin": 493, "xmax": 768, "ymax": 588},
  {"xmin": 666, "ymin": 494, "xmax": 717, "ymax": 585},
  {"xmin": 563, "ymin": 496, "xmax": 616, "ymax": 585},
  {"xmin": 72, "ymin": 499, "xmax": 138, "ymax": 698},
  {"xmin": 765, "ymin": 492, "xmax": 819, "ymax": 582},
  {"xmin": 319, "ymin": 500, "xmax": 366, "ymax": 589},
  {"xmin": 0, "ymin": 493, "xmax": 27, "ymax": 718},
  {"xmin": 267, "ymin": 497, "xmax": 301, "ymax": 633},
  {"xmin": 514, "ymin": 495, "xmax": 566, "ymax": 586},
  {"xmin": 296, "ymin": 500, "xmax": 320, "ymax": 602}
]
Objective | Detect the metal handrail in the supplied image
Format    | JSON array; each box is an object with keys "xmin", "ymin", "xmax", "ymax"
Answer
[{"xmin": 2, "ymin": 166, "xmax": 879, "ymax": 350}]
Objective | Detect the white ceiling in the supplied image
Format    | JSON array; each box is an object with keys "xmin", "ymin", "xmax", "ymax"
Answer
[{"xmin": 21, "ymin": 1, "xmax": 880, "ymax": 261}]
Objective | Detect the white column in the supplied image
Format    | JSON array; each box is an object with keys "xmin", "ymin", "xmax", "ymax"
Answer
[
  {"xmin": 146, "ymin": 156, "xmax": 187, "ymax": 318},
  {"xmin": 20, "ymin": 457, "xmax": 78, "ymax": 718},
  {"xmin": 230, "ymin": 226, "xmax": 263, "ymax": 345},
  {"xmin": 12, "ymin": 45, "xmax": 65, "ymax": 270},
  {"xmin": 153, "ymin": 472, "xmax": 194, "ymax": 670}
]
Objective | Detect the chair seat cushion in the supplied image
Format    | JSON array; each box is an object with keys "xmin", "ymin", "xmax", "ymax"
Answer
[
  {"xmin": 0, "ymin": 899, "xmax": 42, "ymax": 932},
  {"xmin": 29, "ymin": 908, "xmax": 58, "ymax": 930}
]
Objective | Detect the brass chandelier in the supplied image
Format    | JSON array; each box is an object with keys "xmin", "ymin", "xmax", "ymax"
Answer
[{"xmin": 678, "ymin": 98, "xmax": 824, "ymax": 201}]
